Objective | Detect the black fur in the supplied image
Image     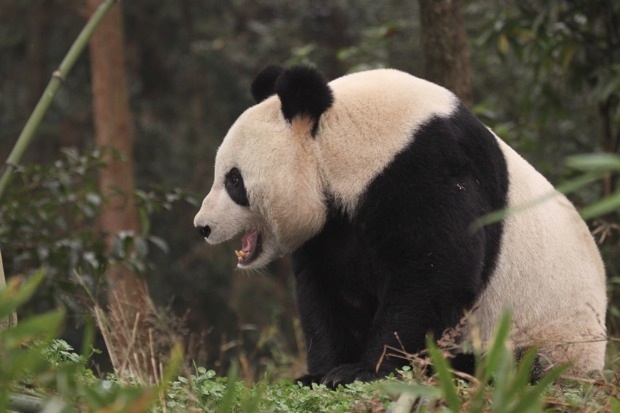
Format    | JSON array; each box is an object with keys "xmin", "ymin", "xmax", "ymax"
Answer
[
  {"xmin": 251, "ymin": 65, "xmax": 285, "ymax": 103},
  {"xmin": 274, "ymin": 65, "xmax": 334, "ymax": 135},
  {"xmin": 225, "ymin": 167, "xmax": 249, "ymax": 207},
  {"xmin": 291, "ymin": 103, "xmax": 509, "ymax": 387}
]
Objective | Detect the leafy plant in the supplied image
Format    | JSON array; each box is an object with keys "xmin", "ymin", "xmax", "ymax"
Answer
[
  {"xmin": 0, "ymin": 270, "xmax": 187, "ymax": 412},
  {"xmin": 381, "ymin": 312, "xmax": 568, "ymax": 413},
  {"xmin": 1, "ymin": 281, "xmax": 616, "ymax": 413},
  {"xmin": 0, "ymin": 270, "xmax": 63, "ymax": 410},
  {"xmin": 0, "ymin": 147, "xmax": 196, "ymax": 327},
  {"xmin": 0, "ymin": 148, "xmax": 108, "ymax": 314}
]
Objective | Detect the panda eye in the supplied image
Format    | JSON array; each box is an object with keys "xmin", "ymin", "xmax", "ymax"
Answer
[
  {"xmin": 229, "ymin": 174, "xmax": 240, "ymax": 187},
  {"xmin": 226, "ymin": 168, "xmax": 242, "ymax": 187},
  {"xmin": 224, "ymin": 167, "xmax": 249, "ymax": 207}
]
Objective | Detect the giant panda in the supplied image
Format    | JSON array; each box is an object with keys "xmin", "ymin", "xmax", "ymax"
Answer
[{"xmin": 193, "ymin": 65, "xmax": 607, "ymax": 387}]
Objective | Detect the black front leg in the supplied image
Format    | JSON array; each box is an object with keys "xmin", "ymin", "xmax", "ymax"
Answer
[
  {"xmin": 317, "ymin": 291, "xmax": 470, "ymax": 388},
  {"xmin": 318, "ymin": 262, "xmax": 482, "ymax": 388},
  {"xmin": 292, "ymin": 257, "xmax": 378, "ymax": 385},
  {"xmin": 292, "ymin": 212, "xmax": 378, "ymax": 386}
]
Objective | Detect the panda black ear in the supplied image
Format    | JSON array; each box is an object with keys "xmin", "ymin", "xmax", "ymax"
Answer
[
  {"xmin": 251, "ymin": 65, "xmax": 285, "ymax": 103},
  {"xmin": 274, "ymin": 65, "xmax": 334, "ymax": 124}
]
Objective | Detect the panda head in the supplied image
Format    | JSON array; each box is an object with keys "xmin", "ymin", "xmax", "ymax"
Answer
[{"xmin": 193, "ymin": 65, "xmax": 333, "ymax": 269}]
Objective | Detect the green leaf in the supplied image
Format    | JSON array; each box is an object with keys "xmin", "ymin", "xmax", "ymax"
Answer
[
  {"xmin": 471, "ymin": 171, "xmax": 601, "ymax": 230},
  {"xmin": 509, "ymin": 364, "xmax": 567, "ymax": 413},
  {"xmin": 498, "ymin": 34, "xmax": 510, "ymax": 53},
  {"xmin": 580, "ymin": 190, "xmax": 620, "ymax": 219},
  {"xmin": 0, "ymin": 269, "xmax": 46, "ymax": 319},
  {"xmin": 160, "ymin": 342, "xmax": 184, "ymax": 387},
  {"xmin": 566, "ymin": 153, "xmax": 620, "ymax": 172},
  {"xmin": 377, "ymin": 381, "xmax": 442, "ymax": 399},
  {"xmin": 483, "ymin": 311, "xmax": 512, "ymax": 383},
  {"xmin": 427, "ymin": 338, "xmax": 461, "ymax": 412},
  {"xmin": 1, "ymin": 309, "xmax": 64, "ymax": 348},
  {"xmin": 139, "ymin": 208, "xmax": 150, "ymax": 236},
  {"xmin": 219, "ymin": 362, "xmax": 239, "ymax": 413},
  {"xmin": 510, "ymin": 348, "xmax": 538, "ymax": 396}
]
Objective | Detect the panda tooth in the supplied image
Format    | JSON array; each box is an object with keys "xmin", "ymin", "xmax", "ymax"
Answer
[{"xmin": 235, "ymin": 250, "xmax": 247, "ymax": 260}]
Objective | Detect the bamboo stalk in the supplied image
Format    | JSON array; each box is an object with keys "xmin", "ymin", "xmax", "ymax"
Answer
[
  {"xmin": 0, "ymin": 249, "xmax": 17, "ymax": 330},
  {"xmin": 0, "ymin": 0, "xmax": 118, "ymax": 201}
]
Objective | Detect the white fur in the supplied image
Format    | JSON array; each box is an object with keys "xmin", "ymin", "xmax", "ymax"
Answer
[{"xmin": 471, "ymin": 137, "xmax": 607, "ymax": 374}]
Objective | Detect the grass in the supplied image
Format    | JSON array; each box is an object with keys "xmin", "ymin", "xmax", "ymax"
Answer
[{"xmin": 2, "ymin": 275, "xmax": 620, "ymax": 413}]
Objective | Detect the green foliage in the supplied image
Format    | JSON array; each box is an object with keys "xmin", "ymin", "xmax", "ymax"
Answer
[
  {"xmin": 483, "ymin": 1, "xmax": 620, "ymax": 112},
  {"xmin": 567, "ymin": 154, "xmax": 620, "ymax": 218},
  {"xmin": 470, "ymin": 0, "xmax": 620, "ymax": 184},
  {"xmin": 0, "ymin": 270, "xmax": 64, "ymax": 409},
  {"xmin": 0, "ymin": 147, "xmax": 195, "ymax": 323},
  {"xmin": 0, "ymin": 280, "xmax": 617, "ymax": 413},
  {"xmin": 165, "ymin": 364, "xmax": 392, "ymax": 412},
  {"xmin": 0, "ymin": 148, "xmax": 107, "ymax": 312},
  {"xmin": 0, "ymin": 270, "xmax": 186, "ymax": 413},
  {"xmin": 381, "ymin": 312, "xmax": 571, "ymax": 413}
]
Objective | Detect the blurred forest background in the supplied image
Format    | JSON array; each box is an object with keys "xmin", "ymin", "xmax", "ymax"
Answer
[{"xmin": 1, "ymin": 0, "xmax": 619, "ymax": 380}]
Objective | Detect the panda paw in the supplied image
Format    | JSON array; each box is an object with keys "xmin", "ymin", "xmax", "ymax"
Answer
[{"xmin": 320, "ymin": 363, "xmax": 386, "ymax": 389}]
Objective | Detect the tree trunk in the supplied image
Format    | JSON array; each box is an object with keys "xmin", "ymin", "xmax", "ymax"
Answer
[
  {"xmin": 87, "ymin": 0, "xmax": 152, "ymax": 376},
  {"xmin": 419, "ymin": 0, "xmax": 472, "ymax": 107}
]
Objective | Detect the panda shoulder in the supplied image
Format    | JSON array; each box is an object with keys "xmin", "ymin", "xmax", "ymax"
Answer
[{"xmin": 327, "ymin": 68, "xmax": 459, "ymax": 131}]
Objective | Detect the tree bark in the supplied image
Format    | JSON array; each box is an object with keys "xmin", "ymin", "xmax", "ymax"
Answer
[
  {"xmin": 87, "ymin": 0, "xmax": 151, "ymax": 375},
  {"xmin": 419, "ymin": 0, "xmax": 472, "ymax": 107}
]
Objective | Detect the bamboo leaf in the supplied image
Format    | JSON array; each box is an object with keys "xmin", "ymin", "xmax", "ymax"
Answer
[
  {"xmin": 427, "ymin": 338, "xmax": 462, "ymax": 412},
  {"xmin": 566, "ymin": 153, "xmax": 620, "ymax": 172},
  {"xmin": 508, "ymin": 348, "xmax": 538, "ymax": 401},
  {"xmin": 471, "ymin": 171, "xmax": 601, "ymax": 230},
  {"xmin": 0, "ymin": 270, "xmax": 46, "ymax": 319},
  {"xmin": 219, "ymin": 362, "xmax": 239, "ymax": 413},
  {"xmin": 509, "ymin": 365, "xmax": 567, "ymax": 413},
  {"xmin": 580, "ymin": 190, "xmax": 620, "ymax": 219},
  {"xmin": 378, "ymin": 381, "xmax": 442, "ymax": 399},
  {"xmin": 483, "ymin": 311, "xmax": 512, "ymax": 383},
  {"xmin": 1, "ymin": 310, "xmax": 64, "ymax": 348}
]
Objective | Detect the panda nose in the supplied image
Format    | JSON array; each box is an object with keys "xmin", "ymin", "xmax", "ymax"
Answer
[{"xmin": 197, "ymin": 225, "xmax": 211, "ymax": 238}]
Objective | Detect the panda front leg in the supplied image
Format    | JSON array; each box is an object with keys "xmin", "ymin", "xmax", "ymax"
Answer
[
  {"xmin": 291, "ymin": 218, "xmax": 379, "ymax": 387},
  {"xmin": 292, "ymin": 262, "xmax": 377, "ymax": 387},
  {"xmin": 315, "ymin": 214, "xmax": 488, "ymax": 388},
  {"xmin": 319, "ymin": 269, "xmax": 480, "ymax": 388},
  {"xmin": 292, "ymin": 254, "xmax": 457, "ymax": 387}
]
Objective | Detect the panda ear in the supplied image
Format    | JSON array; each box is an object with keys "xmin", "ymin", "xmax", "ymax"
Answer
[
  {"xmin": 274, "ymin": 65, "xmax": 334, "ymax": 125},
  {"xmin": 251, "ymin": 65, "xmax": 285, "ymax": 103}
]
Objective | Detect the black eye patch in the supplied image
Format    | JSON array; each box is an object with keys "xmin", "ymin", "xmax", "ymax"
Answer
[{"xmin": 225, "ymin": 167, "xmax": 249, "ymax": 207}]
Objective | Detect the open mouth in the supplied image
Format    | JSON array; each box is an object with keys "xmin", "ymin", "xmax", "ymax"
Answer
[{"xmin": 234, "ymin": 228, "xmax": 261, "ymax": 266}]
